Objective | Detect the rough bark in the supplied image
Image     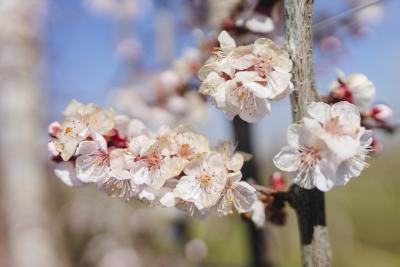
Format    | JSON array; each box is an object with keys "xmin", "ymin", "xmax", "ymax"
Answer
[
  {"xmin": 0, "ymin": 1, "xmax": 65, "ymax": 267},
  {"xmin": 283, "ymin": 0, "xmax": 332, "ymax": 266}
]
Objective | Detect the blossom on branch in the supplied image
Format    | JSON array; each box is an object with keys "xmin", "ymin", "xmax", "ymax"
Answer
[
  {"xmin": 274, "ymin": 101, "xmax": 372, "ymax": 191},
  {"xmin": 198, "ymin": 31, "xmax": 293, "ymax": 123},
  {"xmin": 49, "ymin": 100, "xmax": 260, "ymax": 221},
  {"xmin": 329, "ymin": 71, "xmax": 376, "ymax": 112}
]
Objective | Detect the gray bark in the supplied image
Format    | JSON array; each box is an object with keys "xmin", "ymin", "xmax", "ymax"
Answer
[
  {"xmin": 283, "ymin": 0, "xmax": 332, "ymax": 266},
  {"xmin": 0, "ymin": 1, "xmax": 65, "ymax": 267}
]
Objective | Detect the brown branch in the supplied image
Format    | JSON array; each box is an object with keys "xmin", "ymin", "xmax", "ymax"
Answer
[{"xmin": 284, "ymin": 0, "xmax": 332, "ymax": 266}]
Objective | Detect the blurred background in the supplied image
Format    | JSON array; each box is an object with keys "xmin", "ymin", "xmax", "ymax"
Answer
[{"xmin": 0, "ymin": 0, "xmax": 399, "ymax": 266}]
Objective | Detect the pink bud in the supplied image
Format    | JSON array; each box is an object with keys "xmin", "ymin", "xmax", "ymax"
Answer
[
  {"xmin": 270, "ymin": 172, "xmax": 285, "ymax": 191},
  {"xmin": 371, "ymin": 104, "xmax": 392, "ymax": 122},
  {"xmin": 48, "ymin": 121, "xmax": 62, "ymax": 137}
]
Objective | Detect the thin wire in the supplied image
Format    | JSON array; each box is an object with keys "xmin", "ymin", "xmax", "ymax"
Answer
[{"xmin": 313, "ymin": 0, "xmax": 389, "ymax": 32}]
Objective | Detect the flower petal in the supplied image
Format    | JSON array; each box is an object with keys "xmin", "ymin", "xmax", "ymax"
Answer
[{"xmin": 273, "ymin": 146, "xmax": 300, "ymax": 172}]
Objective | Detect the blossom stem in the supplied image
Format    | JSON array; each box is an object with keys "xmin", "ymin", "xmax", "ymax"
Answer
[{"xmin": 284, "ymin": 0, "xmax": 332, "ymax": 266}]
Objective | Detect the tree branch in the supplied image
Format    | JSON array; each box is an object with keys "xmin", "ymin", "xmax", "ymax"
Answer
[{"xmin": 284, "ymin": 0, "xmax": 332, "ymax": 266}]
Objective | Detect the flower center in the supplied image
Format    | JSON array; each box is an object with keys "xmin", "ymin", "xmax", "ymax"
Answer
[
  {"xmin": 255, "ymin": 57, "xmax": 273, "ymax": 78},
  {"xmin": 300, "ymin": 147, "xmax": 321, "ymax": 169},
  {"xmin": 199, "ymin": 175, "xmax": 211, "ymax": 188},
  {"xmin": 146, "ymin": 152, "xmax": 162, "ymax": 168},
  {"xmin": 324, "ymin": 116, "xmax": 341, "ymax": 135},
  {"xmin": 178, "ymin": 143, "xmax": 192, "ymax": 158}
]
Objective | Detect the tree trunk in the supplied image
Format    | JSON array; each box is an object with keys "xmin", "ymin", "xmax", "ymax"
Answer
[
  {"xmin": 232, "ymin": 117, "xmax": 272, "ymax": 267},
  {"xmin": 0, "ymin": 1, "xmax": 65, "ymax": 267},
  {"xmin": 283, "ymin": 0, "xmax": 332, "ymax": 266}
]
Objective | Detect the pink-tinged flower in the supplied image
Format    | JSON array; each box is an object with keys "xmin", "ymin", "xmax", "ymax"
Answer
[
  {"xmin": 54, "ymin": 100, "xmax": 115, "ymax": 161},
  {"xmin": 329, "ymin": 71, "xmax": 375, "ymax": 112},
  {"xmin": 224, "ymin": 71, "xmax": 272, "ymax": 122},
  {"xmin": 369, "ymin": 104, "xmax": 393, "ymax": 122},
  {"xmin": 274, "ymin": 101, "xmax": 372, "ymax": 191},
  {"xmin": 251, "ymin": 38, "xmax": 293, "ymax": 100},
  {"xmin": 216, "ymin": 172, "xmax": 257, "ymax": 215},
  {"xmin": 215, "ymin": 141, "xmax": 246, "ymax": 172},
  {"xmin": 99, "ymin": 148, "xmax": 138, "ymax": 201},
  {"xmin": 273, "ymin": 123, "xmax": 338, "ymax": 190},
  {"xmin": 198, "ymin": 31, "xmax": 293, "ymax": 123},
  {"xmin": 126, "ymin": 135, "xmax": 185, "ymax": 189},
  {"xmin": 167, "ymin": 125, "xmax": 209, "ymax": 161},
  {"xmin": 304, "ymin": 101, "xmax": 363, "ymax": 161},
  {"xmin": 75, "ymin": 140, "xmax": 110, "ymax": 183},
  {"xmin": 174, "ymin": 152, "xmax": 228, "ymax": 210}
]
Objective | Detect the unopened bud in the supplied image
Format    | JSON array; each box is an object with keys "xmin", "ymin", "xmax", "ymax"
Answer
[
  {"xmin": 270, "ymin": 171, "xmax": 285, "ymax": 191},
  {"xmin": 48, "ymin": 121, "xmax": 62, "ymax": 138},
  {"xmin": 370, "ymin": 104, "xmax": 392, "ymax": 122}
]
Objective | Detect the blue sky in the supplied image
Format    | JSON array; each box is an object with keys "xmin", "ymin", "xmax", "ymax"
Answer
[{"xmin": 42, "ymin": 0, "xmax": 400, "ymax": 157}]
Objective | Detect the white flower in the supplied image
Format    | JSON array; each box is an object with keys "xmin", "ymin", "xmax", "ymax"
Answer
[
  {"xmin": 174, "ymin": 152, "xmax": 228, "ymax": 210},
  {"xmin": 224, "ymin": 71, "xmax": 272, "ymax": 122},
  {"xmin": 215, "ymin": 141, "xmax": 245, "ymax": 172},
  {"xmin": 126, "ymin": 134, "xmax": 185, "ymax": 189},
  {"xmin": 216, "ymin": 172, "xmax": 257, "ymax": 215},
  {"xmin": 55, "ymin": 100, "xmax": 115, "ymax": 160},
  {"xmin": 167, "ymin": 125, "xmax": 209, "ymax": 161},
  {"xmin": 100, "ymin": 148, "xmax": 138, "ymax": 201},
  {"xmin": 329, "ymin": 71, "xmax": 376, "ymax": 112},
  {"xmin": 304, "ymin": 101, "xmax": 363, "ymax": 161},
  {"xmin": 198, "ymin": 31, "xmax": 293, "ymax": 123},
  {"xmin": 251, "ymin": 38, "xmax": 293, "ymax": 100},
  {"xmin": 75, "ymin": 141, "xmax": 110, "ymax": 183},
  {"xmin": 273, "ymin": 123, "xmax": 337, "ymax": 190},
  {"xmin": 273, "ymin": 101, "xmax": 372, "ymax": 191}
]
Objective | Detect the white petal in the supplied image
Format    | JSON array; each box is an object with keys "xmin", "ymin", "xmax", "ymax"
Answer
[
  {"xmin": 76, "ymin": 141, "xmax": 99, "ymax": 155},
  {"xmin": 76, "ymin": 154, "xmax": 109, "ymax": 183},
  {"xmin": 273, "ymin": 146, "xmax": 300, "ymax": 172},
  {"xmin": 266, "ymin": 69, "xmax": 292, "ymax": 100},
  {"xmin": 139, "ymin": 189, "xmax": 155, "ymax": 201},
  {"xmin": 246, "ymin": 81, "xmax": 270, "ymax": 98},
  {"xmin": 54, "ymin": 162, "xmax": 84, "ymax": 187},
  {"xmin": 160, "ymin": 192, "xmax": 176, "ymax": 207},
  {"xmin": 92, "ymin": 132, "xmax": 108, "ymax": 152},
  {"xmin": 238, "ymin": 98, "xmax": 270, "ymax": 123},
  {"xmin": 306, "ymin": 102, "xmax": 331, "ymax": 124},
  {"xmin": 331, "ymin": 101, "xmax": 361, "ymax": 128},
  {"xmin": 218, "ymin": 30, "xmax": 236, "ymax": 54},
  {"xmin": 232, "ymin": 181, "xmax": 257, "ymax": 213},
  {"xmin": 226, "ymin": 153, "xmax": 244, "ymax": 172},
  {"xmin": 287, "ymin": 124, "xmax": 300, "ymax": 147}
]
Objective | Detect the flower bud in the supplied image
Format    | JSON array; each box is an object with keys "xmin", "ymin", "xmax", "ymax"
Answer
[
  {"xmin": 370, "ymin": 104, "xmax": 392, "ymax": 122},
  {"xmin": 270, "ymin": 171, "xmax": 285, "ymax": 191},
  {"xmin": 48, "ymin": 121, "xmax": 62, "ymax": 138}
]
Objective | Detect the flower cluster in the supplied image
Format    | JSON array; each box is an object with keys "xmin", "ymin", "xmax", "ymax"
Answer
[
  {"xmin": 198, "ymin": 31, "xmax": 293, "ymax": 122},
  {"xmin": 273, "ymin": 101, "xmax": 373, "ymax": 191},
  {"xmin": 49, "ymin": 101, "xmax": 260, "ymax": 220}
]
